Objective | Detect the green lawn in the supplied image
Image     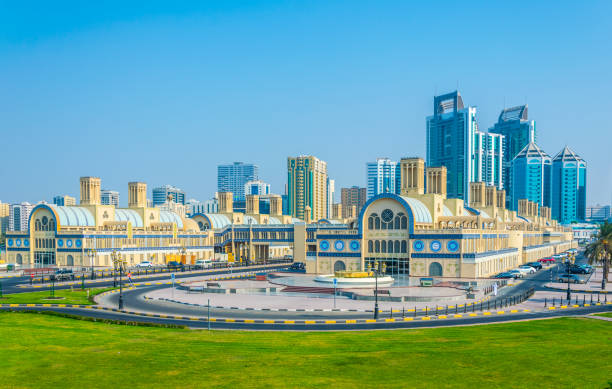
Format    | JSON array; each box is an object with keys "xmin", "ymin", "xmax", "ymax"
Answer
[
  {"xmin": 595, "ymin": 312, "xmax": 612, "ymax": 318},
  {"xmin": 0, "ymin": 313, "xmax": 610, "ymax": 388},
  {"xmin": 0, "ymin": 287, "xmax": 115, "ymax": 305}
]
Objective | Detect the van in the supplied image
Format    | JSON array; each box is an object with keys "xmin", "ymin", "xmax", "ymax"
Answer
[{"xmin": 195, "ymin": 259, "xmax": 212, "ymax": 270}]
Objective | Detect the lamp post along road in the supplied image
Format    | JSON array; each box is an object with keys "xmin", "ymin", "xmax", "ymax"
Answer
[
  {"xmin": 88, "ymin": 248, "xmax": 97, "ymax": 280},
  {"xmin": 112, "ymin": 251, "xmax": 126, "ymax": 310}
]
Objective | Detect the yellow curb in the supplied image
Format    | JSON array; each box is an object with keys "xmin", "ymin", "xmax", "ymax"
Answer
[
  {"xmin": 497, "ymin": 311, "xmax": 505, "ymax": 314},
  {"xmin": 284, "ymin": 320, "xmax": 295, "ymax": 324},
  {"xmin": 453, "ymin": 314, "xmax": 463, "ymax": 318},
  {"xmin": 584, "ymin": 303, "xmax": 590, "ymax": 307},
  {"xmin": 189, "ymin": 317, "xmax": 199, "ymax": 321},
  {"xmin": 548, "ymin": 307, "xmax": 556, "ymax": 310},
  {"xmin": 159, "ymin": 314, "xmax": 168, "ymax": 318},
  {"xmin": 404, "ymin": 317, "xmax": 413, "ymax": 321},
  {"xmin": 523, "ymin": 309, "xmax": 530, "ymax": 312},
  {"xmin": 305, "ymin": 320, "xmax": 316, "ymax": 324},
  {"xmin": 422, "ymin": 316, "xmax": 431, "ymax": 320},
  {"xmin": 365, "ymin": 319, "xmax": 376, "ymax": 323},
  {"xmin": 385, "ymin": 318, "xmax": 395, "ymax": 322},
  {"xmin": 325, "ymin": 320, "xmax": 337, "ymax": 324},
  {"xmin": 438, "ymin": 315, "xmax": 447, "ymax": 319},
  {"xmin": 244, "ymin": 319, "xmax": 254, "ymax": 323},
  {"xmin": 510, "ymin": 310, "xmax": 518, "ymax": 313},
  {"xmin": 9, "ymin": 304, "xmax": 19, "ymax": 307},
  {"xmin": 26, "ymin": 304, "xmax": 35, "ymax": 307},
  {"xmin": 209, "ymin": 318, "xmax": 217, "ymax": 322},
  {"xmin": 560, "ymin": 305, "xmax": 568, "ymax": 309},
  {"xmin": 225, "ymin": 319, "xmax": 235, "ymax": 322},
  {"xmin": 572, "ymin": 305, "xmax": 579, "ymax": 308},
  {"xmin": 469, "ymin": 313, "xmax": 477, "ymax": 317},
  {"xmin": 345, "ymin": 320, "xmax": 356, "ymax": 324},
  {"xmin": 483, "ymin": 312, "xmax": 491, "ymax": 315}
]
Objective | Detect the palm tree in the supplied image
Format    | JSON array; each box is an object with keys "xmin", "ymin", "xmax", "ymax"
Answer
[{"xmin": 584, "ymin": 222, "xmax": 612, "ymax": 289}]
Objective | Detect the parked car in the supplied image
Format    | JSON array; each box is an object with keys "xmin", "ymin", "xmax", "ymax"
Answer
[
  {"xmin": 287, "ymin": 262, "xmax": 306, "ymax": 272},
  {"xmin": 566, "ymin": 264, "xmax": 589, "ymax": 274},
  {"xmin": 526, "ymin": 261, "xmax": 543, "ymax": 270},
  {"xmin": 53, "ymin": 268, "xmax": 74, "ymax": 281},
  {"xmin": 557, "ymin": 274, "xmax": 585, "ymax": 284},
  {"xmin": 137, "ymin": 261, "xmax": 154, "ymax": 268},
  {"xmin": 577, "ymin": 264, "xmax": 594, "ymax": 273},
  {"xmin": 494, "ymin": 272, "xmax": 515, "ymax": 279},
  {"xmin": 552, "ymin": 254, "xmax": 564, "ymax": 260},
  {"xmin": 507, "ymin": 269, "xmax": 523, "ymax": 278},
  {"xmin": 539, "ymin": 257, "xmax": 555, "ymax": 264},
  {"xmin": 194, "ymin": 259, "xmax": 212, "ymax": 270},
  {"xmin": 518, "ymin": 265, "xmax": 536, "ymax": 274},
  {"xmin": 166, "ymin": 261, "xmax": 184, "ymax": 270}
]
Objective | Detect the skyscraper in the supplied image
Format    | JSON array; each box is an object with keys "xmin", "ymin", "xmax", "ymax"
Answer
[
  {"xmin": 152, "ymin": 185, "xmax": 185, "ymax": 206},
  {"xmin": 426, "ymin": 91, "xmax": 478, "ymax": 201},
  {"xmin": 217, "ymin": 162, "xmax": 259, "ymax": 201},
  {"xmin": 473, "ymin": 131, "xmax": 505, "ymax": 190},
  {"xmin": 52, "ymin": 195, "xmax": 76, "ymax": 206},
  {"xmin": 244, "ymin": 180, "xmax": 270, "ymax": 196},
  {"xmin": 366, "ymin": 158, "xmax": 400, "ymax": 199},
  {"xmin": 327, "ymin": 178, "xmax": 335, "ymax": 219},
  {"xmin": 100, "ymin": 190, "xmax": 120, "ymax": 206},
  {"xmin": 511, "ymin": 142, "xmax": 552, "ymax": 211},
  {"xmin": 341, "ymin": 186, "xmax": 367, "ymax": 216},
  {"xmin": 9, "ymin": 202, "xmax": 33, "ymax": 232},
  {"xmin": 552, "ymin": 146, "xmax": 587, "ymax": 224},
  {"xmin": 490, "ymin": 105, "xmax": 536, "ymax": 207},
  {"xmin": 0, "ymin": 201, "xmax": 9, "ymax": 234},
  {"xmin": 287, "ymin": 155, "xmax": 328, "ymax": 221}
]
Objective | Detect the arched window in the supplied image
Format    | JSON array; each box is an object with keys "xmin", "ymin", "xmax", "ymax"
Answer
[
  {"xmin": 381, "ymin": 240, "xmax": 387, "ymax": 253},
  {"xmin": 401, "ymin": 216, "xmax": 407, "ymax": 229},
  {"xmin": 375, "ymin": 217, "xmax": 380, "ymax": 229},
  {"xmin": 49, "ymin": 219, "xmax": 55, "ymax": 231},
  {"xmin": 429, "ymin": 262, "xmax": 443, "ymax": 277},
  {"xmin": 394, "ymin": 240, "xmax": 400, "ymax": 253},
  {"xmin": 388, "ymin": 240, "xmax": 394, "ymax": 253},
  {"xmin": 334, "ymin": 260, "xmax": 346, "ymax": 272},
  {"xmin": 375, "ymin": 240, "xmax": 380, "ymax": 253},
  {"xmin": 16, "ymin": 254, "xmax": 23, "ymax": 264},
  {"xmin": 401, "ymin": 240, "xmax": 407, "ymax": 253},
  {"xmin": 35, "ymin": 219, "xmax": 41, "ymax": 231},
  {"xmin": 368, "ymin": 217, "xmax": 373, "ymax": 229},
  {"xmin": 368, "ymin": 240, "xmax": 373, "ymax": 253}
]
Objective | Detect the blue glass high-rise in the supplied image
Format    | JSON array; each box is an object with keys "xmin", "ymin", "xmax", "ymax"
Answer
[
  {"xmin": 551, "ymin": 147, "xmax": 587, "ymax": 223},
  {"xmin": 511, "ymin": 142, "xmax": 552, "ymax": 211}
]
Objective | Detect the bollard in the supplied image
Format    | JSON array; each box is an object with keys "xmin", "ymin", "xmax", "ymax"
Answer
[
  {"xmin": 582, "ymin": 295, "xmax": 585, "ymax": 305},
  {"xmin": 456, "ymin": 304, "xmax": 458, "ymax": 314},
  {"xmin": 445, "ymin": 305, "xmax": 448, "ymax": 315},
  {"xmin": 81, "ymin": 277, "xmax": 85, "ymax": 290},
  {"xmin": 414, "ymin": 306, "xmax": 417, "ymax": 318},
  {"xmin": 390, "ymin": 309, "xmax": 393, "ymax": 319},
  {"xmin": 598, "ymin": 294, "xmax": 600, "ymax": 302},
  {"xmin": 472, "ymin": 303, "xmax": 475, "ymax": 312},
  {"xmin": 480, "ymin": 301, "xmax": 483, "ymax": 311},
  {"xmin": 590, "ymin": 294, "xmax": 593, "ymax": 304},
  {"xmin": 464, "ymin": 304, "xmax": 466, "ymax": 313},
  {"xmin": 494, "ymin": 300, "xmax": 497, "ymax": 309},
  {"xmin": 402, "ymin": 306, "xmax": 405, "ymax": 318},
  {"xmin": 425, "ymin": 306, "xmax": 428, "ymax": 317},
  {"xmin": 544, "ymin": 297, "xmax": 547, "ymax": 307},
  {"xmin": 552, "ymin": 297, "xmax": 555, "ymax": 306},
  {"xmin": 487, "ymin": 300, "xmax": 490, "ymax": 310}
]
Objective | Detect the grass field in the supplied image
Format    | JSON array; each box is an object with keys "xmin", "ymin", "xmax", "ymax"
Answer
[
  {"xmin": 0, "ymin": 287, "xmax": 115, "ymax": 305},
  {"xmin": 0, "ymin": 312, "xmax": 610, "ymax": 388},
  {"xmin": 595, "ymin": 312, "xmax": 612, "ymax": 318}
]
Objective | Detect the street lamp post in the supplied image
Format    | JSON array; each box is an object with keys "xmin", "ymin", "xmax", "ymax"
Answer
[
  {"xmin": 111, "ymin": 250, "xmax": 117, "ymax": 288},
  {"xmin": 112, "ymin": 251, "xmax": 125, "ymax": 310},
  {"xmin": 374, "ymin": 262, "xmax": 379, "ymax": 319},
  {"xmin": 88, "ymin": 248, "xmax": 97, "ymax": 280},
  {"xmin": 602, "ymin": 240, "xmax": 608, "ymax": 291},
  {"xmin": 566, "ymin": 256, "xmax": 572, "ymax": 302}
]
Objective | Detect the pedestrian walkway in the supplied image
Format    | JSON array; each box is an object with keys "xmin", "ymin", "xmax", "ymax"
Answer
[{"xmin": 544, "ymin": 266, "xmax": 611, "ymax": 293}]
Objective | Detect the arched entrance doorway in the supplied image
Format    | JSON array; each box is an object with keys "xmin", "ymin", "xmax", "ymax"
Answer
[
  {"xmin": 67, "ymin": 255, "xmax": 74, "ymax": 266},
  {"xmin": 429, "ymin": 262, "xmax": 443, "ymax": 277},
  {"xmin": 16, "ymin": 254, "xmax": 23, "ymax": 264},
  {"xmin": 333, "ymin": 260, "xmax": 346, "ymax": 272}
]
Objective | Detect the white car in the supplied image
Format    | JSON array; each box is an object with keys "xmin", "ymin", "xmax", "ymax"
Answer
[
  {"xmin": 517, "ymin": 265, "xmax": 536, "ymax": 274},
  {"xmin": 137, "ymin": 261, "xmax": 154, "ymax": 268},
  {"xmin": 507, "ymin": 269, "xmax": 524, "ymax": 278},
  {"xmin": 195, "ymin": 260, "xmax": 212, "ymax": 269}
]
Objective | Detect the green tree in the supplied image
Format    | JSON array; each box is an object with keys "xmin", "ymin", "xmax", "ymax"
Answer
[{"xmin": 584, "ymin": 222, "xmax": 612, "ymax": 289}]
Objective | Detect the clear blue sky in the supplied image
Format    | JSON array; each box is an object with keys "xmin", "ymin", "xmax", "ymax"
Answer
[{"xmin": 1, "ymin": 1, "xmax": 611, "ymax": 206}]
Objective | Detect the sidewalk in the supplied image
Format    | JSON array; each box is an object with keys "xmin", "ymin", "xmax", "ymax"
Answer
[{"xmin": 544, "ymin": 266, "xmax": 611, "ymax": 293}]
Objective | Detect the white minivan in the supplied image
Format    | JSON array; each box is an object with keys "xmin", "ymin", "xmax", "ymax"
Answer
[{"xmin": 195, "ymin": 259, "xmax": 212, "ymax": 269}]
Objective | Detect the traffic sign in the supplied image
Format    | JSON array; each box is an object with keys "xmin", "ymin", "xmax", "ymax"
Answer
[
  {"xmin": 171, "ymin": 273, "xmax": 175, "ymax": 280},
  {"xmin": 333, "ymin": 278, "xmax": 338, "ymax": 286}
]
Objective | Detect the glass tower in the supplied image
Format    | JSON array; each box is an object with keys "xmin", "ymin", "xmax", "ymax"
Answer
[
  {"xmin": 511, "ymin": 142, "xmax": 552, "ymax": 211},
  {"xmin": 217, "ymin": 162, "xmax": 259, "ymax": 201},
  {"xmin": 366, "ymin": 158, "xmax": 401, "ymax": 199},
  {"xmin": 152, "ymin": 185, "xmax": 185, "ymax": 206},
  {"xmin": 551, "ymin": 146, "xmax": 587, "ymax": 224},
  {"xmin": 490, "ymin": 105, "xmax": 536, "ymax": 208}
]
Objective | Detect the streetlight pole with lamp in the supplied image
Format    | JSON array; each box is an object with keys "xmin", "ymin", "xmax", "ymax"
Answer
[
  {"xmin": 112, "ymin": 251, "xmax": 125, "ymax": 310},
  {"xmin": 87, "ymin": 248, "xmax": 97, "ymax": 280}
]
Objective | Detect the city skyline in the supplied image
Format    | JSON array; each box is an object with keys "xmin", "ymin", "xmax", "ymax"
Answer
[{"xmin": 1, "ymin": 2, "xmax": 611, "ymax": 206}]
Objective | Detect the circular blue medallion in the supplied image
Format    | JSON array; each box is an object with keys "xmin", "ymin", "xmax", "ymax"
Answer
[
  {"xmin": 75, "ymin": 239, "xmax": 82, "ymax": 248},
  {"xmin": 412, "ymin": 240, "xmax": 425, "ymax": 252},
  {"xmin": 447, "ymin": 240, "xmax": 459, "ymax": 252},
  {"xmin": 16, "ymin": 239, "xmax": 21, "ymax": 247},
  {"xmin": 334, "ymin": 240, "xmax": 345, "ymax": 251},
  {"xmin": 24, "ymin": 239, "xmax": 29, "ymax": 247},
  {"xmin": 319, "ymin": 240, "xmax": 330, "ymax": 251},
  {"xmin": 430, "ymin": 240, "xmax": 442, "ymax": 252},
  {"xmin": 57, "ymin": 239, "xmax": 63, "ymax": 247},
  {"xmin": 66, "ymin": 239, "xmax": 73, "ymax": 248},
  {"xmin": 7, "ymin": 239, "xmax": 13, "ymax": 247},
  {"xmin": 349, "ymin": 240, "xmax": 360, "ymax": 252}
]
